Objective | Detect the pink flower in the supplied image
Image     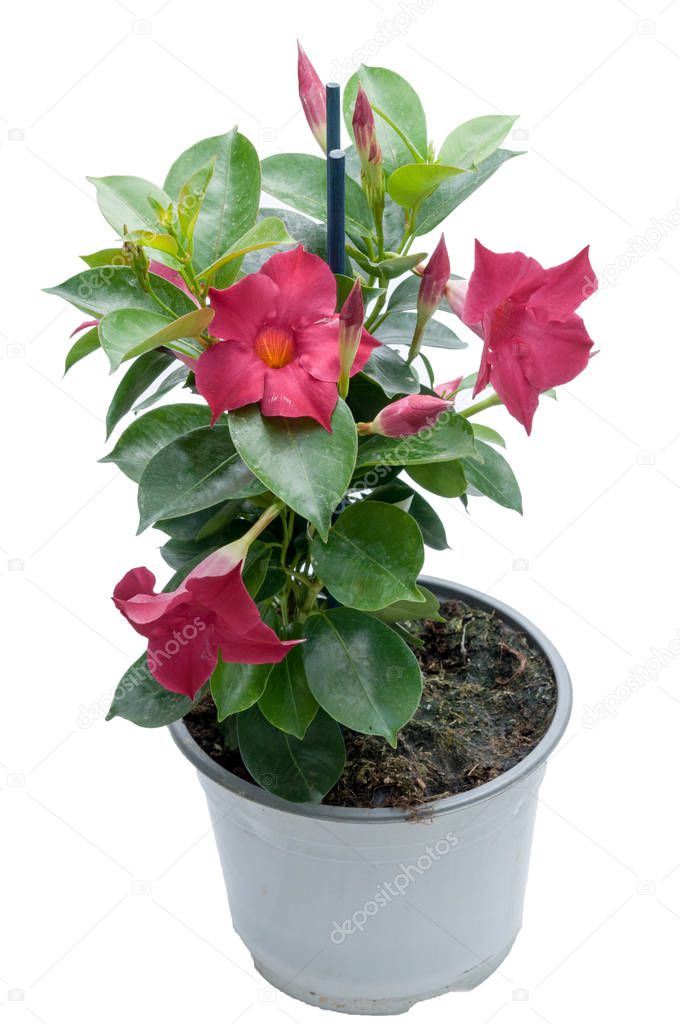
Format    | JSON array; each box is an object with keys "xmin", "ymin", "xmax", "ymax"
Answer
[
  {"xmin": 113, "ymin": 539, "xmax": 299, "ymax": 700},
  {"xmin": 358, "ymin": 393, "xmax": 451, "ymax": 438},
  {"xmin": 462, "ymin": 241, "xmax": 596, "ymax": 433},
  {"xmin": 297, "ymin": 42, "xmax": 326, "ymax": 153},
  {"xmin": 195, "ymin": 247, "xmax": 380, "ymax": 431}
]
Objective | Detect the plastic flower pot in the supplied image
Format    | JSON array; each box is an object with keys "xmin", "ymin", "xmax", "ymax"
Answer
[{"xmin": 169, "ymin": 577, "xmax": 572, "ymax": 1015}]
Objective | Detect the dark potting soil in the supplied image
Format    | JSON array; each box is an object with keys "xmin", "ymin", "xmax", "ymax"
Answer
[{"xmin": 183, "ymin": 598, "xmax": 558, "ymax": 809}]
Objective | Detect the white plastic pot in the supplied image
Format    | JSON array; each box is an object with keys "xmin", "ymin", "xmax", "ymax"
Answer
[{"xmin": 169, "ymin": 578, "xmax": 572, "ymax": 1014}]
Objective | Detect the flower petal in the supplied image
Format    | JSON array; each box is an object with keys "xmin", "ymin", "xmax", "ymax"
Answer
[
  {"xmin": 149, "ymin": 261, "xmax": 198, "ymax": 305},
  {"xmin": 528, "ymin": 246, "xmax": 596, "ymax": 321},
  {"xmin": 260, "ymin": 246, "xmax": 337, "ymax": 326},
  {"xmin": 489, "ymin": 344, "xmax": 540, "ymax": 435},
  {"xmin": 70, "ymin": 319, "xmax": 99, "ymax": 338},
  {"xmin": 208, "ymin": 273, "xmax": 279, "ymax": 343},
  {"xmin": 113, "ymin": 568, "xmax": 186, "ymax": 626},
  {"xmin": 520, "ymin": 312, "xmax": 594, "ymax": 391},
  {"xmin": 260, "ymin": 361, "xmax": 338, "ymax": 430},
  {"xmin": 145, "ymin": 607, "xmax": 219, "ymax": 698},
  {"xmin": 195, "ymin": 340, "xmax": 266, "ymax": 423},
  {"xmin": 464, "ymin": 240, "xmax": 545, "ymax": 326},
  {"xmin": 296, "ymin": 321, "xmax": 379, "ymax": 382}
]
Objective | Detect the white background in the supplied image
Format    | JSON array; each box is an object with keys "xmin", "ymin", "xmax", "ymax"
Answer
[{"xmin": 1, "ymin": 0, "xmax": 679, "ymax": 1020}]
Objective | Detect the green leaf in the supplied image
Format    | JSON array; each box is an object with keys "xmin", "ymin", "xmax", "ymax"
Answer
[
  {"xmin": 416, "ymin": 149, "xmax": 521, "ymax": 235},
  {"xmin": 372, "ymin": 585, "xmax": 442, "ymax": 624},
  {"xmin": 471, "ymin": 423, "xmax": 506, "ymax": 448},
  {"xmin": 177, "ymin": 157, "xmax": 215, "ymax": 242},
  {"xmin": 45, "ymin": 266, "xmax": 196, "ymax": 319},
  {"xmin": 64, "ymin": 327, "xmax": 100, "ymax": 374},
  {"xmin": 237, "ymin": 705, "xmax": 345, "ymax": 803},
  {"xmin": 343, "ymin": 65, "xmax": 427, "ymax": 174},
  {"xmin": 164, "ymin": 129, "xmax": 260, "ymax": 285},
  {"xmin": 132, "ymin": 366, "xmax": 189, "ymax": 414},
  {"xmin": 258, "ymin": 648, "xmax": 318, "ymax": 740},
  {"xmin": 311, "ymin": 501, "xmax": 423, "ymax": 610},
  {"xmin": 125, "ymin": 230, "xmax": 179, "ymax": 256},
  {"xmin": 229, "ymin": 400, "xmax": 357, "ymax": 541},
  {"xmin": 346, "ymin": 246, "xmax": 427, "ymax": 281},
  {"xmin": 462, "ymin": 440, "xmax": 523, "ymax": 512},
  {"xmin": 356, "ymin": 411, "xmax": 477, "ymax": 467},
  {"xmin": 137, "ymin": 424, "xmax": 264, "ymax": 531},
  {"xmin": 211, "ymin": 658, "xmax": 269, "ymax": 720},
  {"xmin": 408, "ymin": 491, "xmax": 449, "ymax": 550},
  {"xmin": 98, "ymin": 306, "xmax": 214, "ymax": 372},
  {"xmin": 361, "ymin": 345, "xmax": 419, "ymax": 398},
  {"xmin": 387, "ymin": 163, "xmax": 465, "ymax": 208},
  {"xmin": 386, "ymin": 274, "xmax": 454, "ymax": 315},
  {"xmin": 106, "ymin": 654, "xmax": 192, "ymax": 726},
  {"xmin": 101, "ymin": 403, "xmax": 212, "ymax": 481},
  {"xmin": 336, "ymin": 275, "xmax": 385, "ymax": 308},
  {"xmin": 200, "ymin": 217, "xmax": 295, "ymax": 284},
  {"xmin": 439, "ymin": 115, "xmax": 517, "ymax": 169},
  {"xmin": 375, "ymin": 312, "xmax": 466, "ymax": 350},
  {"xmin": 407, "ymin": 460, "xmax": 467, "ymax": 498},
  {"xmin": 87, "ymin": 175, "xmax": 171, "ymax": 235},
  {"xmin": 80, "ymin": 247, "xmax": 126, "ymax": 268},
  {"xmin": 303, "ymin": 608, "xmax": 422, "ymax": 745},
  {"xmin": 244, "ymin": 208, "xmax": 327, "ymax": 272},
  {"xmin": 106, "ymin": 350, "xmax": 174, "ymax": 438},
  {"xmin": 261, "ymin": 153, "xmax": 373, "ymax": 236}
]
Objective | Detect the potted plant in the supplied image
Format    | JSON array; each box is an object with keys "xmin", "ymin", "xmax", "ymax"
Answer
[{"xmin": 47, "ymin": 46, "xmax": 596, "ymax": 1014}]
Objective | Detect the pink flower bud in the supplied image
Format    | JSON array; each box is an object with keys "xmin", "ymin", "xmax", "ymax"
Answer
[
  {"xmin": 417, "ymin": 235, "xmax": 450, "ymax": 323},
  {"xmin": 338, "ymin": 278, "xmax": 364, "ymax": 399},
  {"xmin": 445, "ymin": 278, "xmax": 468, "ymax": 318},
  {"xmin": 352, "ymin": 85, "xmax": 382, "ymax": 168},
  {"xmin": 297, "ymin": 42, "xmax": 326, "ymax": 153},
  {"xmin": 435, "ymin": 377, "xmax": 463, "ymax": 401},
  {"xmin": 358, "ymin": 394, "xmax": 451, "ymax": 438}
]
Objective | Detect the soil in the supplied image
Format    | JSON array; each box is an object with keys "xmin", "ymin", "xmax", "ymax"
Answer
[{"xmin": 184, "ymin": 598, "xmax": 558, "ymax": 809}]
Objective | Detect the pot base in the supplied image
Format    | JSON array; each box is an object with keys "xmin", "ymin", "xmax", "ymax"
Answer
[{"xmin": 252, "ymin": 939, "xmax": 516, "ymax": 1015}]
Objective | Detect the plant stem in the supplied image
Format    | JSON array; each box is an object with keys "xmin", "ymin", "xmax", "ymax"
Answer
[
  {"xmin": 239, "ymin": 500, "xmax": 284, "ymax": 548},
  {"xmin": 371, "ymin": 105, "xmax": 425, "ymax": 162},
  {"xmin": 459, "ymin": 394, "xmax": 503, "ymax": 418}
]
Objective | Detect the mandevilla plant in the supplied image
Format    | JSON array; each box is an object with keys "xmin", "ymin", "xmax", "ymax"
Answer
[{"xmin": 47, "ymin": 48, "xmax": 596, "ymax": 804}]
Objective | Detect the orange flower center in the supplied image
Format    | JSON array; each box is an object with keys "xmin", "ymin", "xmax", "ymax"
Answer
[{"xmin": 254, "ymin": 326, "xmax": 296, "ymax": 368}]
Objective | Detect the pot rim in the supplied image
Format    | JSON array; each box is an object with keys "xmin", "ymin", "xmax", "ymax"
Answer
[{"xmin": 168, "ymin": 576, "xmax": 572, "ymax": 823}]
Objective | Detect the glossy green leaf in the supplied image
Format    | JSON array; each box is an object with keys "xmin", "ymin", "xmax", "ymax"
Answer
[
  {"xmin": 88, "ymin": 175, "xmax": 171, "ymax": 235},
  {"xmin": 343, "ymin": 65, "xmax": 427, "ymax": 174},
  {"xmin": 408, "ymin": 491, "xmax": 449, "ymax": 550},
  {"xmin": 98, "ymin": 306, "xmax": 213, "ymax": 372},
  {"xmin": 80, "ymin": 248, "xmax": 126, "ymax": 268},
  {"xmin": 407, "ymin": 459, "xmax": 467, "ymax": 498},
  {"xmin": 64, "ymin": 327, "xmax": 100, "ymax": 374},
  {"xmin": 439, "ymin": 115, "xmax": 517, "ymax": 169},
  {"xmin": 258, "ymin": 648, "xmax": 318, "ymax": 739},
  {"xmin": 462, "ymin": 440, "xmax": 522, "ymax": 512},
  {"xmin": 229, "ymin": 400, "xmax": 357, "ymax": 541},
  {"xmin": 361, "ymin": 345, "xmax": 419, "ymax": 398},
  {"xmin": 200, "ymin": 217, "xmax": 295, "ymax": 284},
  {"xmin": 211, "ymin": 658, "xmax": 269, "ymax": 720},
  {"xmin": 106, "ymin": 654, "xmax": 192, "ymax": 726},
  {"xmin": 372, "ymin": 585, "xmax": 442, "ymax": 623},
  {"xmin": 311, "ymin": 501, "xmax": 423, "ymax": 610},
  {"xmin": 137, "ymin": 424, "xmax": 264, "ymax": 531},
  {"xmin": 471, "ymin": 423, "xmax": 506, "ymax": 448},
  {"xmin": 244, "ymin": 208, "xmax": 327, "ymax": 272},
  {"xmin": 237, "ymin": 705, "xmax": 345, "ymax": 803},
  {"xmin": 416, "ymin": 149, "xmax": 521, "ymax": 234},
  {"xmin": 388, "ymin": 163, "xmax": 465, "ymax": 208},
  {"xmin": 261, "ymin": 153, "xmax": 373, "ymax": 236},
  {"xmin": 132, "ymin": 366, "xmax": 189, "ymax": 414},
  {"xmin": 303, "ymin": 608, "xmax": 422, "ymax": 744},
  {"xmin": 375, "ymin": 312, "xmax": 466, "ymax": 349},
  {"xmin": 346, "ymin": 246, "xmax": 427, "ymax": 281},
  {"xmin": 101, "ymin": 403, "xmax": 211, "ymax": 481},
  {"xmin": 164, "ymin": 129, "xmax": 260, "ymax": 285},
  {"xmin": 177, "ymin": 157, "xmax": 215, "ymax": 242},
  {"xmin": 356, "ymin": 410, "xmax": 477, "ymax": 467},
  {"xmin": 106, "ymin": 350, "xmax": 174, "ymax": 438},
  {"xmin": 125, "ymin": 230, "xmax": 179, "ymax": 256},
  {"xmin": 386, "ymin": 274, "xmax": 455, "ymax": 315},
  {"xmin": 45, "ymin": 266, "xmax": 196, "ymax": 319}
]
